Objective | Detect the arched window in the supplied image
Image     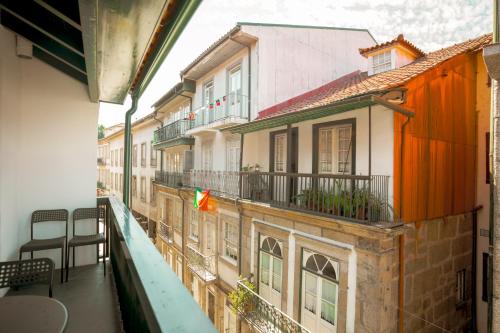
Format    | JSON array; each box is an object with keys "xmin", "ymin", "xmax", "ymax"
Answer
[
  {"xmin": 259, "ymin": 236, "xmax": 283, "ymax": 309},
  {"xmin": 301, "ymin": 250, "xmax": 339, "ymax": 332}
]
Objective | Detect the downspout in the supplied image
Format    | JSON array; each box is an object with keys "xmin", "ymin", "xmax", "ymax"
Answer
[
  {"xmin": 123, "ymin": 94, "xmax": 139, "ymax": 208},
  {"xmin": 398, "ymin": 115, "xmax": 411, "ymax": 333},
  {"xmin": 472, "ymin": 205, "xmax": 483, "ymax": 333},
  {"xmin": 152, "ymin": 112, "xmax": 164, "ymax": 173},
  {"xmin": 488, "ymin": 1, "xmax": 499, "ymax": 331}
]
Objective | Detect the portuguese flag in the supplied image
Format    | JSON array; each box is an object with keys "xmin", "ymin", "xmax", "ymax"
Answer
[{"xmin": 194, "ymin": 188, "xmax": 210, "ymax": 211}]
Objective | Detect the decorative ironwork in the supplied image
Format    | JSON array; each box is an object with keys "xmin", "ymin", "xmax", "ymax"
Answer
[
  {"xmin": 187, "ymin": 244, "xmax": 216, "ymax": 282},
  {"xmin": 185, "ymin": 170, "xmax": 240, "ymax": 197},
  {"xmin": 240, "ymin": 172, "xmax": 391, "ymax": 223},
  {"xmin": 235, "ymin": 280, "xmax": 311, "ymax": 333},
  {"xmin": 158, "ymin": 222, "xmax": 173, "ymax": 243},
  {"xmin": 154, "ymin": 119, "xmax": 192, "ymax": 144}
]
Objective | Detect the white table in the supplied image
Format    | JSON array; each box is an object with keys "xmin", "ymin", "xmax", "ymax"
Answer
[{"xmin": 0, "ymin": 295, "xmax": 68, "ymax": 333}]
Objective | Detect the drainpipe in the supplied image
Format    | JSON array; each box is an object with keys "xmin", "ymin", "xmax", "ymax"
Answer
[
  {"xmin": 398, "ymin": 115, "xmax": 411, "ymax": 333},
  {"xmin": 152, "ymin": 112, "xmax": 164, "ymax": 172},
  {"xmin": 123, "ymin": 94, "xmax": 139, "ymax": 208},
  {"xmin": 472, "ymin": 205, "xmax": 482, "ymax": 333}
]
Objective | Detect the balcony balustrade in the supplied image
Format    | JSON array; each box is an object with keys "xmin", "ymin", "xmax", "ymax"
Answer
[
  {"xmin": 154, "ymin": 119, "xmax": 193, "ymax": 145},
  {"xmin": 191, "ymin": 93, "xmax": 248, "ymax": 129},
  {"xmin": 155, "ymin": 170, "xmax": 391, "ymax": 223},
  {"xmin": 186, "ymin": 244, "xmax": 216, "ymax": 282},
  {"xmin": 158, "ymin": 221, "xmax": 173, "ymax": 243},
  {"xmin": 235, "ymin": 280, "xmax": 311, "ymax": 333}
]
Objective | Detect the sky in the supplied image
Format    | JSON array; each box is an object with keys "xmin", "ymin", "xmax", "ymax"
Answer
[{"xmin": 98, "ymin": 0, "xmax": 492, "ymax": 127}]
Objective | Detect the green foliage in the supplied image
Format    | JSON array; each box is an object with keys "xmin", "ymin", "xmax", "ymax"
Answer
[
  {"xmin": 97, "ymin": 181, "xmax": 105, "ymax": 189},
  {"xmin": 241, "ymin": 164, "xmax": 261, "ymax": 172},
  {"xmin": 98, "ymin": 124, "xmax": 105, "ymax": 139},
  {"xmin": 229, "ymin": 279, "xmax": 255, "ymax": 315}
]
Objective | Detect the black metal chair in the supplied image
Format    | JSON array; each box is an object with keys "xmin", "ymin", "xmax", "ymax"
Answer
[
  {"xmin": 19, "ymin": 209, "xmax": 68, "ymax": 284},
  {"xmin": 66, "ymin": 207, "xmax": 106, "ymax": 282},
  {"xmin": 0, "ymin": 258, "xmax": 54, "ymax": 297}
]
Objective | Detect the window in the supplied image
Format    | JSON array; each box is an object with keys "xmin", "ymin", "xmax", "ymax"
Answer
[
  {"xmin": 120, "ymin": 148, "xmax": 123, "ymax": 167},
  {"xmin": 114, "ymin": 173, "xmax": 118, "ymax": 190},
  {"xmin": 204, "ymin": 81, "xmax": 214, "ymax": 107},
  {"xmin": 140, "ymin": 176, "xmax": 146, "ymax": 202},
  {"xmin": 301, "ymin": 250, "xmax": 339, "ymax": 331},
  {"xmin": 189, "ymin": 209, "xmax": 199, "ymax": 241},
  {"xmin": 150, "ymin": 178, "xmax": 156, "ymax": 206},
  {"xmin": 226, "ymin": 138, "xmax": 241, "ymax": 171},
  {"xmin": 132, "ymin": 145, "xmax": 137, "ymax": 167},
  {"xmin": 372, "ymin": 51, "xmax": 392, "ymax": 74},
  {"xmin": 259, "ymin": 236, "xmax": 283, "ymax": 308},
  {"xmin": 316, "ymin": 121, "xmax": 354, "ymax": 174},
  {"xmin": 224, "ymin": 305, "xmax": 236, "ymax": 333},
  {"xmin": 166, "ymin": 152, "xmax": 182, "ymax": 172},
  {"xmin": 201, "ymin": 142, "xmax": 213, "ymax": 171},
  {"xmin": 119, "ymin": 174, "xmax": 123, "ymax": 192},
  {"xmin": 223, "ymin": 218, "xmax": 238, "ymax": 262},
  {"xmin": 150, "ymin": 141, "xmax": 157, "ymax": 167},
  {"xmin": 228, "ymin": 65, "xmax": 242, "ymax": 117},
  {"xmin": 110, "ymin": 172, "xmax": 114, "ymax": 189},
  {"xmin": 457, "ymin": 269, "xmax": 467, "ymax": 304},
  {"xmin": 205, "ymin": 221, "xmax": 216, "ymax": 255},
  {"xmin": 132, "ymin": 175, "xmax": 137, "ymax": 197},
  {"xmin": 111, "ymin": 150, "xmax": 114, "ymax": 166},
  {"xmin": 141, "ymin": 142, "xmax": 147, "ymax": 167},
  {"xmin": 274, "ymin": 134, "xmax": 286, "ymax": 172}
]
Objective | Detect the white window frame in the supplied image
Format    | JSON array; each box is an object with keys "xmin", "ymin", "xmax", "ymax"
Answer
[
  {"xmin": 274, "ymin": 133, "xmax": 287, "ymax": 173},
  {"xmin": 372, "ymin": 50, "xmax": 392, "ymax": 74},
  {"xmin": 222, "ymin": 218, "xmax": 238, "ymax": 264},
  {"xmin": 226, "ymin": 137, "xmax": 241, "ymax": 172},
  {"xmin": 140, "ymin": 176, "xmax": 146, "ymax": 202},
  {"xmin": 318, "ymin": 124, "xmax": 353, "ymax": 174},
  {"xmin": 189, "ymin": 208, "xmax": 199, "ymax": 242},
  {"xmin": 201, "ymin": 141, "xmax": 213, "ymax": 171}
]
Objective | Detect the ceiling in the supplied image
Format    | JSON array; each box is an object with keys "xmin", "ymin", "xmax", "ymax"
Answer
[{"xmin": 0, "ymin": 0, "xmax": 200, "ymax": 104}]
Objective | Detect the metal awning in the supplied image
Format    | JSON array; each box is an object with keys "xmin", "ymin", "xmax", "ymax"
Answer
[{"xmin": 0, "ymin": 0, "xmax": 201, "ymax": 104}]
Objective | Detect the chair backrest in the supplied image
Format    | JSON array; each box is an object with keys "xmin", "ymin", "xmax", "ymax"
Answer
[
  {"xmin": 31, "ymin": 209, "xmax": 68, "ymax": 240},
  {"xmin": 72, "ymin": 207, "xmax": 104, "ymax": 236},
  {"xmin": 0, "ymin": 258, "xmax": 54, "ymax": 290}
]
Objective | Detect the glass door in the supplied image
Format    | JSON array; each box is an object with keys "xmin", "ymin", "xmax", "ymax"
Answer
[
  {"xmin": 228, "ymin": 66, "xmax": 242, "ymax": 117},
  {"xmin": 203, "ymin": 81, "xmax": 214, "ymax": 124}
]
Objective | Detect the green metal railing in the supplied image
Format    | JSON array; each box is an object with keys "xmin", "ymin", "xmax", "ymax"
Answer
[{"xmin": 98, "ymin": 196, "xmax": 217, "ymax": 333}]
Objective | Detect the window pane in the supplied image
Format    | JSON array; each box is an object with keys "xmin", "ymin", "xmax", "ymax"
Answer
[
  {"xmin": 321, "ymin": 279, "xmax": 337, "ymax": 325},
  {"xmin": 260, "ymin": 253, "xmax": 270, "ymax": 285},
  {"xmin": 304, "ymin": 272, "xmax": 317, "ymax": 314},
  {"xmin": 272, "ymin": 258, "xmax": 282, "ymax": 292}
]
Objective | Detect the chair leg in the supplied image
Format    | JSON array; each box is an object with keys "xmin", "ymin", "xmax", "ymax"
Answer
[
  {"xmin": 30, "ymin": 251, "xmax": 33, "ymax": 259},
  {"xmin": 19, "ymin": 251, "xmax": 22, "ymax": 261},
  {"xmin": 65, "ymin": 245, "xmax": 70, "ymax": 282},
  {"xmin": 60, "ymin": 247, "xmax": 64, "ymax": 284},
  {"xmin": 72, "ymin": 246, "xmax": 75, "ymax": 268},
  {"xmin": 49, "ymin": 285, "xmax": 53, "ymax": 298}
]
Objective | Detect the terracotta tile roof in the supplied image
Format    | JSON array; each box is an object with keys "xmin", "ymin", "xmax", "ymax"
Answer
[
  {"xmin": 256, "ymin": 33, "xmax": 492, "ymax": 121},
  {"xmin": 359, "ymin": 34, "xmax": 425, "ymax": 58}
]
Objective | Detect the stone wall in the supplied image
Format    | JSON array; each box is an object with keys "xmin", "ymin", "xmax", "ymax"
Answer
[{"xmin": 402, "ymin": 213, "xmax": 473, "ymax": 332}]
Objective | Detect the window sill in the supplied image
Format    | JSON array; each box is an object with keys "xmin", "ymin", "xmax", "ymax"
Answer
[{"xmin": 219, "ymin": 255, "xmax": 238, "ymax": 267}]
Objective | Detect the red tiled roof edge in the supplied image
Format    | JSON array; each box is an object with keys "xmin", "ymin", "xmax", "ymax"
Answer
[
  {"xmin": 256, "ymin": 70, "xmax": 363, "ymax": 120},
  {"xmin": 359, "ymin": 34, "xmax": 425, "ymax": 58}
]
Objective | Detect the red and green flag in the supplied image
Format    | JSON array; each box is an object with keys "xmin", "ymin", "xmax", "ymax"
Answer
[{"xmin": 194, "ymin": 188, "xmax": 210, "ymax": 211}]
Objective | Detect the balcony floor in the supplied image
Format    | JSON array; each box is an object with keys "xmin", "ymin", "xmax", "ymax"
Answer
[{"xmin": 7, "ymin": 262, "xmax": 123, "ymax": 333}]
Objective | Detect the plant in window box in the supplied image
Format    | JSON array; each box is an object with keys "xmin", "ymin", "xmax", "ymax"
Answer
[{"xmin": 229, "ymin": 278, "xmax": 255, "ymax": 316}]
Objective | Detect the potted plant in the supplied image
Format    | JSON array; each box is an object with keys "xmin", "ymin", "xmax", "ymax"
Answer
[{"xmin": 229, "ymin": 279, "xmax": 255, "ymax": 316}]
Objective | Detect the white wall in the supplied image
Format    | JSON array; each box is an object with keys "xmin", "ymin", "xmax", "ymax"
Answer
[
  {"xmin": 241, "ymin": 25, "xmax": 375, "ymax": 117},
  {"xmin": 0, "ymin": 28, "xmax": 98, "ymax": 278},
  {"xmin": 242, "ymin": 105, "xmax": 394, "ymax": 203}
]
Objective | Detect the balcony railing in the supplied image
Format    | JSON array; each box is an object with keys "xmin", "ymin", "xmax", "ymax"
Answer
[
  {"xmin": 191, "ymin": 93, "xmax": 248, "ymax": 128},
  {"xmin": 241, "ymin": 172, "xmax": 391, "ymax": 223},
  {"xmin": 155, "ymin": 170, "xmax": 391, "ymax": 223},
  {"xmin": 187, "ymin": 244, "xmax": 217, "ymax": 282},
  {"xmin": 154, "ymin": 119, "xmax": 193, "ymax": 144},
  {"xmin": 158, "ymin": 221, "xmax": 173, "ymax": 243},
  {"xmin": 155, "ymin": 170, "xmax": 240, "ymax": 197},
  {"xmin": 98, "ymin": 196, "xmax": 217, "ymax": 332},
  {"xmin": 235, "ymin": 280, "xmax": 311, "ymax": 333},
  {"xmin": 97, "ymin": 157, "xmax": 106, "ymax": 166}
]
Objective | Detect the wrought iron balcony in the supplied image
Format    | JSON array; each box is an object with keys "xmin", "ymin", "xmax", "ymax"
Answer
[
  {"xmin": 190, "ymin": 93, "xmax": 248, "ymax": 130},
  {"xmin": 155, "ymin": 170, "xmax": 240, "ymax": 197},
  {"xmin": 155, "ymin": 170, "xmax": 184, "ymax": 188},
  {"xmin": 240, "ymin": 172, "xmax": 391, "ymax": 223},
  {"xmin": 158, "ymin": 221, "xmax": 173, "ymax": 243},
  {"xmin": 235, "ymin": 280, "xmax": 311, "ymax": 333},
  {"xmin": 187, "ymin": 244, "xmax": 216, "ymax": 282},
  {"xmin": 153, "ymin": 119, "xmax": 194, "ymax": 147}
]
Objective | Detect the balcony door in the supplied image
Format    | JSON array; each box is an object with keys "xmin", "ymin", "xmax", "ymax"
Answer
[
  {"xmin": 203, "ymin": 81, "xmax": 214, "ymax": 124},
  {"xmin": 270, "ymin": 128, "xmax": 298, "ymax": 203},
  {"xmin": 207, "ymin": 290, "xmax": 215, "ymax": 323},
  {"xmin": 259, "ymin": 236, "xmax": 283, "ymax": 309},
  {"xmin": 301, "ymin": 250, "xmax": 339, "ymax": 333},
  {"xmin": 228, "ymin": 65, "xmax": 242, "ymax": 117}
]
